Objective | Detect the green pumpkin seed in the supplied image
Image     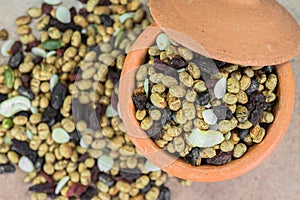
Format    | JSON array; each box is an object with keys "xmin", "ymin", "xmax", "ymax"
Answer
[
  {"xmin": 2, "ymin": 118, "xmax": 13, "ymax": 129},
  {"xmin": 42, "ymin": 39, "xmax": 62, "ymax": 50},
  {"xmin": 4, "ymin": 67, "xmax": 14, "ymax": 89}
]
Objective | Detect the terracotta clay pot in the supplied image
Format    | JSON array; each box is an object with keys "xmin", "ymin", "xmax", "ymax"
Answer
[{"xmin": 119, "ymin": 24, "xmax": 295, "ymax": 182}]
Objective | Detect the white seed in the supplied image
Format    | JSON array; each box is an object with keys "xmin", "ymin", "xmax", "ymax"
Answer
[
  {"xmin": 18, "ymin": 156, "xmax": 34, "ymax": 173},
  {"xmin": 97, "ymin": 155, "xmax": 114, "ymax": 172},
  {"xmin": 50, "ymin": 74, "xmax": 59, "ymax": 92},
  {"xmin": 225, "ymin": 131, "xmax": 231, "ymax": 140},
  {"xmin": 56, "ymin": 5, "xmax": 71, "ymax": 24},
  {"xmin": 0, "ymin": 96, "xmax": 31, "ymax": 117},
  {"xmin": 1, "ymin": 39, "xmax": 14, "ymax": 57},
  {"xmin": 80, "ymin": 138, "xmax": 88, "ymax": 149},
  {"xmin": 32, "ymin": 47, "xmax": 47, "ymax": 58},
  {"xmin": 46, "ymin": 51, "xmax": 57, "ymax": 58},
  {"xmin": 156, "ymin": 33, "xmax": 170, "ymax": 50},
  {"xmin": 214, "ymin": 78, "xmax": 227, "ymax": 99},
  {"xmin": 44, "ymin": 0, "xmax": 62, "ymax": 5},
  {"xmin": 106, "ymin": 105, "xmax": 118, "ymax": 118},
  {"xmin": 144, "ymin": 78, "xmax": 149, "ymax": 97},
  {"xmin": 202, "ymin": 109, "xmax": 218, "ymax": 125},
  {"xmin": 26, "ymin": 129, "xmax": 33, "ymax": 140},
  {"xmin": 187, "ymin": 128, "xmax": 224, "ymax": 148},
  {"xmin": 52, "ymin": 128, "xmax": 70, "ymax": 144},
  {"xmin": 145, "ymin": 160, "xmax": 160, "ymax": 172},
  {"xmin": 119, "ymin": 13, "xmax": 134, "ymax": 23},
  {"xmin": 55, "ymin": 176, "xmax": 70, "ymax": 194}
]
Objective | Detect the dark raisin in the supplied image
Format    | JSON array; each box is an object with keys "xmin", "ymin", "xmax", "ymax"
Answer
[
  {"xmin": 77, "ymin": 153, "xmax": 89, "ymax": 163},
  {"xmin": 98, "ymin": 0, "xmax": 111, "ymax": 6},
  {"xmin": 41, "ymin": 3, "xmax": 53, "ymax": 15},
  {"xmin": 11, "ymin": 139, "xmax": 32, "ymax": 156},
  {"xmin": 158, "ymin": 187, "xmax": 171, "ymax": 200},
  {"xmin": 132, "ymin": 94, "xmax": 148, "ymax": 111},
  {"xmin": 262, "ymin": 66, "xmax": 275, "ymax": 75},
  {"xmin": 146, "ymin": 122, "xmax": 163, "ymax": 139},
  {"xmin": 35, "ymin": 157, "xmax": 45, "ymax": 170},
  {"xmin": 67, "ymin": 183, "xmax": 88, "ymax": 198},
  {"xmin": 213, "ymin": 60, "xmax": 228, "ymax": 68},
  {"xmin": 91, "ymin": 165, "xmax": 100, "ymax": 183},
  {"xmin": 154, "ymin": 58, "xmax": 179, "ymax": 78},
  {"xmin": 42, "ymin": 106, "xmax": 58, "ymax": 122},
  {"xmin": 32, "ymin": 56, "xmax": 43, "ymax": 65},
  {"xmin": 29, "ymin": 183, "xmax": 56, "ymax": 194},
  {"xmin": 17, "ymin": 86, "xmax": 35, "ymax": 100},
  {"xmin": 20, "ymin": 74, "xmax": 31, "ymax": 87},
  {"xmin": 81, "ymin": 33, "xmax": 88, "ymax": 44},
  {"xmin": 79, "ymin": 8, "xmax": 88, "ymax": 17},
  {"xmin": 0, "ymin": 164, "xmax": 16, "ymax": 174},
  {"xmin": 56, "ymin": 47, "xmax": 66, "ymax": 57},
  {"xmin": 246, "ymin": 78, "xmax": 259, "ymax": 95},
  {"xmin": 190, "ymin": 148, "xmax": 202, "ymax": 166},
  {"xmin": 206, "ymin": 151, "xmax": 232, "ymax": 166},
  {"xmin": 70, "ymin": 7, "xmax": 77, "ymax": 19},
  {"xmin": 40, "ymin": 170, "xmax": 54, "ymax": 183},
  {"xmin": 100, "ymin": 14, "xmax": 114, "ymax": 27},
  {"xmin": 141, "ymin": 182, "xmax": 152, "ymax": 193},
  {"xmin": 46, "ymin": 18, "xmax": 81, "ymax": 32},
  {"xmin": 70, "ymin": 130, "xmax": 81, "ymax": 145},
  {"xmin": 213, "ymin": 105, "xmax": 233, "ymax": 120},
  {"xmin": 108, "ymin": 70, "xmax": 120, "ymax": 85},
  {"xmin": 80, "ymin": 186, "xmax": 97, "ymax": 200},
  {"xmin": 119, "ymin": 168, "xmax": 142, "ymax": 181},
  {"xmin": 28, "ymin": 151, "xmax": 38, "ymax": 163},
  {"xmin": 9, "ymin": 41, "xmax": 22, "ymax": 55},
  {"xmin": 238, "ymin": 129, "xmax": 249, "ymax": 140},
  {"xmin": 99, "ymin": 173, "xmax": 115, "ymax": 187},
  {"xmin": 8, "ymin": 51, "xmax": 24, "ymax": 69},
  {"xmin": 161, "ymin": 108, "xmax": 172, "ymax": 126},
  {"xmin": 169, "ymin": 56, "xmax": 188, "ymax": 69},
  {"xmin": 196, "ymin": 92, "xmax": 211, "ymax": 106},
  {"xmin": 0, "ymin": 94, "xmax": 8, "ymax": 103},
  {"xmin": 146, "ymin": 102, "xmax": 156, "ymax": 110},
  {"xmin": 25, "ymin": 40, "xmax": 41, "ymax": 52},
  {"xmin": 51, "ymin": 83, "xmax": 67, "ymax": 110},
  {"xmin": 247, "ymin": 92, "xmax": 266, "ymax": 126}
]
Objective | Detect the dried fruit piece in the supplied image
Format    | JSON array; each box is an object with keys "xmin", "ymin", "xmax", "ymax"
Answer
[
  {"xmin": 29, "ymin": 183, "xmax": 56, "ymax": 193},
  {"xmin": 66, "ymin": 183, "xmax": 88, "ymax": 198},
  {"xmin": 206, "ymin": 151, "xmax": 232, "ymax": 166},
  {"xmin": 132, "ymin": 94, "xmax": 148, "ymax": 111},
  {"xmin": 169, "ymin": 56, "xmax": 188, "ymax": 69}
]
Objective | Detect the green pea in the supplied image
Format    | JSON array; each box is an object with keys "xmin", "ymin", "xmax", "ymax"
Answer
[
  {"xmin": 2, "ymin": 118, "xmax": 13, "ymax": 129},
  {"xmin": 4, "ymin": 67, "xmax": 14, "ymax": 89},
  {"xmin": 42, "ymin": 39, "xmax": 62, "ymax": 51}
]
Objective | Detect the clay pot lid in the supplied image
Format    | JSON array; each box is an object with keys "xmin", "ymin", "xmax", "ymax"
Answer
[{"xmin": 149, "ymin": 0, "xmax": 300, "ymax": 66}]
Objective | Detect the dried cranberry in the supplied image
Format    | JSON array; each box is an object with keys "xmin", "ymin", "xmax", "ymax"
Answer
[
  {"xmin": 169, "ymin": 56, "xmax": 188, "ymax": 69},
  {"xmin": 40, "ymin": 170, "xmax": 53, "ymax": 183},
  {"xmin": 196, "ymin": 92, "xmax": 211, "ymax": 106},
  {"xmin": 20, "ymin": 74, "xmax": 31, "ymax": 85},
  {"xmin": 8, "ymin": 51, "xmax": 24, "ymax": 69},
  {"xmin": 79, "ymin": 8, "xmax": 88, "ymax": 17},
  {"xmin": 56, "ymin": 47, "xmax": 66, "ymax": 57},
  {"xmin": 91, "ymin": 165, "xmax": 100, "ymax": 183},
  {"xmin": 41, "ymin": 3, "xmax": 53, "ymax": 15},
  {"xmin": 67, "ymin": 183, "xmax": 89, "ymax": 198},
  {"xmin": 29, "ymin": 183, "xmax": 56, "ymax": 193},
  {"xmin": 9, "ymin": 41, "xmax": 22, "ymax": 55},
  {"xmin": 206, "ymin": 151, "xmax": 232, "ymax": 166},
  {"xmin": 100, "ymin": 14, "xmax": 114, "ymax": 27},
  {"xmin": 25, "ymin": 40, "xmax": 41, "ymax": 52},
  {"xmin": 51, "ymin": 83, "xmax": 68, "ymax": 110},
  {"xmin": 132, "ymin": 94, "xmax": 148, "ymax": 111}
]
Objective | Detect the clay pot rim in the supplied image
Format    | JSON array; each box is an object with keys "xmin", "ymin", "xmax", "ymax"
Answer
[{"xmin": 119, "ymin": 24, "xmax": 295, "ymax": 182}]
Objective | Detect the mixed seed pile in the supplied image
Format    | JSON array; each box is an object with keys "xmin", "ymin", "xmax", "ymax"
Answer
[
  {"xmin": 0, "ymin": 0, "xmax": 194, "ymax": 199},
  {"xmin": 133, "ymin": 33, "xmax": 278, "ymax": 166}
]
